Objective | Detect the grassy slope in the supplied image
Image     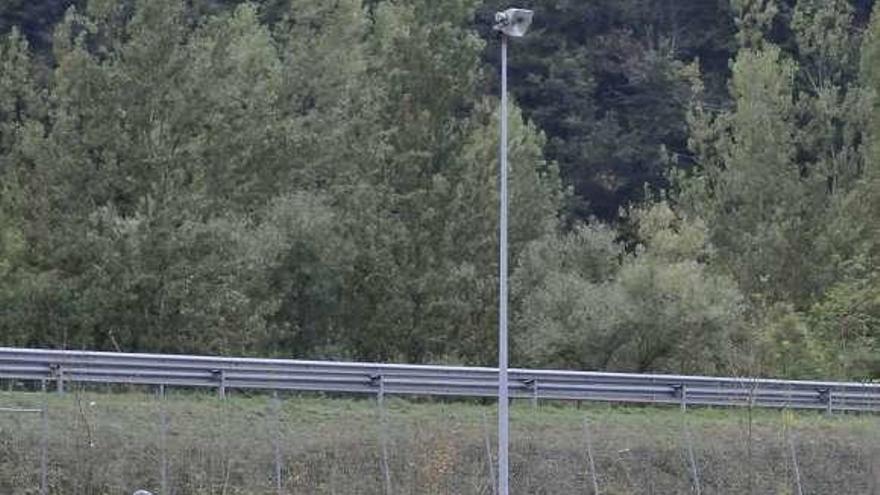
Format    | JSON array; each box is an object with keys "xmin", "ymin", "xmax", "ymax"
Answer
[{"xmin": 1, "ymin": 389, "xmax": 879, "ymax": 494}]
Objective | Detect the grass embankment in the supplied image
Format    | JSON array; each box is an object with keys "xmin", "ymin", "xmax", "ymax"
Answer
[{"xmin": 1, "ymin": 388, "xmax": 878, "ymax": 494}]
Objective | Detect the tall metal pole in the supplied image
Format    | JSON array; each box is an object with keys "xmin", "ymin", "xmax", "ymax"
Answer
[{"xmin": 498, "ymin": 33, "xmax": 510, "ymax": 495}]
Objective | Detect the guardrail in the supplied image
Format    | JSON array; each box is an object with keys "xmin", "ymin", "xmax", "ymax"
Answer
[{"xmin": 1, "ymin": 347, "xmax": 879, "ymax": 412}]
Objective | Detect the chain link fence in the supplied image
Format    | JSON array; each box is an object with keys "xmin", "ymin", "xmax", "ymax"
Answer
[{"xmin": 2, "ymin": 381, "xmax": 880, "ymax": 494}]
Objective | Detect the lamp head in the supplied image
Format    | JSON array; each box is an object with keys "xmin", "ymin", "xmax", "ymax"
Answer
[{"xmin": 493, "ymin": 8, "xmax": 534, "ymax": 38}]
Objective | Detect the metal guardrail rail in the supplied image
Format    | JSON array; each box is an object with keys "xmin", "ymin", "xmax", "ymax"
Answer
[{"xmin": 1, "ymin": 347, "xmax": 879, "ymax": 412}]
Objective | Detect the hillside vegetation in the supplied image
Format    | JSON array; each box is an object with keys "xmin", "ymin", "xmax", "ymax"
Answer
[{"xmin": 1, "ymin": 0, "xmax": 880, "ymax": 380}]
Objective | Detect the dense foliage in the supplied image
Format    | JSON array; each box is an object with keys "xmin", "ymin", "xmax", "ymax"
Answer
[{"xmin": 2, "ymin": 0, "xmax": 880, "ymax": 379}]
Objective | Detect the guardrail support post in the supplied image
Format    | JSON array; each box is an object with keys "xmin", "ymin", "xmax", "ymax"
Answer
[
  {"xmin": 212, "ymin": 370, "xmax": 226, "ymax": 400},
  {"xmin": 673, "ymin": 384, "xmax": 687, "ymax": 412},
  {"xmin": 49, "ymin": 364, "xmax": 63, "ymax": 396},
  {"xmin": 524, "ymin": 378, "xmax": 539, "ymax": 409},
  {"xmin": 819, "ymin": 388, "xmax": 833, "ymax": 416}
]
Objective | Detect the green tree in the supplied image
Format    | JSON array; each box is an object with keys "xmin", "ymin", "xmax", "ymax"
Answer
[
  {"xmin": 808, "ymin": 265, "xmax": 880, "ymax": 379},
  {"xmin": 795, "ymin": 2, "xmax": 880, "ymax": 380},
  {"xmin": 732, "ymin": 0, "xmax": 782, "ymax": 49},
  {"xmin": 514, "ymin": 203, "xmax": 745, "ymax": 374},
  {"xmin": 0, "ymin": 0, "xmax": 357, "ymax": 353},
  {"xmin": 679, "ymin": 45, "xmax": 811, "ymax": 303},
  {"xmin": 314, "ymin": 0, "xmax": 564, "ymax": 363},
  {"xmin": 680, "ymin": 26, "xmax": 871, "ymax": 307},
  {"xmin": 478, "ymin": 0, "xmax": 737, "ymax": 222}
]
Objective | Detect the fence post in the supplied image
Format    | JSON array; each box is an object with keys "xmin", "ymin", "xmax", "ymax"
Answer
[
  {"xmin": 584, "ymin": 418, "xmax": 600, "ymax": 495},
  {"xmin": 683, "ymin": 422, "xmax": 701, "ymax": 495},
  {"xmin": 158, "ymin": 385, "xmax": 168, "ymax": 495},
  {"xmin": 787, "ymin": 427, "xmax": 804, "ymax": 495},
  {"xmin": 271, "ymin": 391, "xmax": 283, "ymax": 495},
  {"xmin": 40, "ymin": 380, "xmax": 48, "ymax": 495},
  {"xmin": 678, "ymin": 390, "xmax": 701, "ymax": 495},
  {"xmin": 372, "ymin": 374, "xmax": 392, "ymax": 495},
  {"xmin": 482, "ymin": 411, "xmax": 498, "ymax": 495}
]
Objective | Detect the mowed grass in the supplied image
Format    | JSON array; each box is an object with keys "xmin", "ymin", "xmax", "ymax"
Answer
[{"xmin": 1, "ymin": 387, "xmax": 880, "ymax": 494}]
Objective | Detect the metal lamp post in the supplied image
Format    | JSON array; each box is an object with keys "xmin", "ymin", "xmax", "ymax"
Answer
[{"xmin": 493, "ymin": 8, "xmax": 533, "ymax": 495}]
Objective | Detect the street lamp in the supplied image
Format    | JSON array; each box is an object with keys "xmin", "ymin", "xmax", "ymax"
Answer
[{"xmin": 493, "ymin": 8, "xmax": 533, "ymax": 495}]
